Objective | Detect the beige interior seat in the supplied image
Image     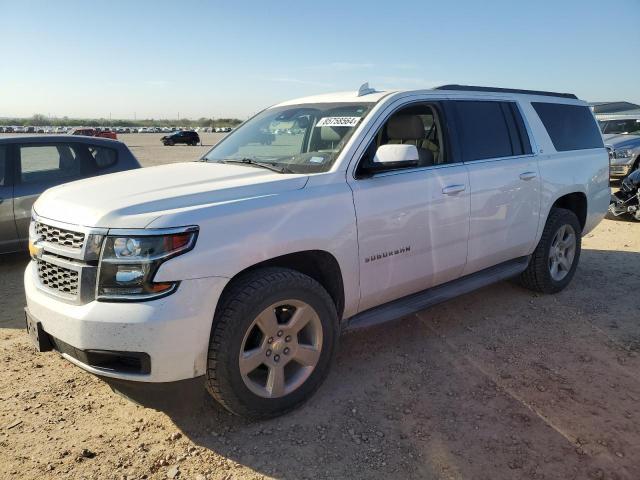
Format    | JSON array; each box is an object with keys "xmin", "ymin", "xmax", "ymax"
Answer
[
  {"xmin": 386, "ymin": 115, "xmax": 434, "ymax": 167},
  {"xmin": 313, "ymin": 126, "xmax": 347, "ymax": 152}
]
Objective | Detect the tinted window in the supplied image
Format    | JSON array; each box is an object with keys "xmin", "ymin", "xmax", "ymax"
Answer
[
  {"xmin": 19, "ymin": 144, "xmax": 82, "ymax": 184},
  {"xmin": 0, "ymin": 146, "xmax": 6, "ymax": 186},
  {"xmin": 88, "ymin": 145, "xmax": 117, "ymax": 169},
  {"xmin": 454, "ymin": 101, "xmax": 514, "ymax": 161},
  {"xmin": 601, "ymin": 119, "xmax": 640, "ymax": 135},
  {"xmin": 532, "ymin": 102, "xmax": 603, "ymax": 151}
]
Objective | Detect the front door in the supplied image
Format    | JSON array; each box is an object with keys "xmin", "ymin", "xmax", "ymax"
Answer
[
  {"xmin": 13, "ymin": 143, "xmax": 85, "ymax": 245},
  {"xmin": 0, "ymin": 145, "xmax": 19, "ymax": 253},
  {"xmin": 348, "ymin": 102, "xmax": 470, "ymax": 312}
]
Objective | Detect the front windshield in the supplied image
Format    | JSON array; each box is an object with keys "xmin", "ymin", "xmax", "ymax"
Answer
[
  {"xmin": 202, "ymin": 102, "xmax": 374, "ymax": 173},
  {"xmin": 600, "ymin": 119, "xmax": 640, "ymax": 135}
]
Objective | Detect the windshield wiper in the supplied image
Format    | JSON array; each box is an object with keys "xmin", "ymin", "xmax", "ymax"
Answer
[{"xmin": 221, "ymin": 158, "xmax": 293, "ymax": 174}]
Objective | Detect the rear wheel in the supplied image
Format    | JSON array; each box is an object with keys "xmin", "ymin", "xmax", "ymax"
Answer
[
  {"xmin": 519, "ymin": 208, "xmax": 582, "ymax": 293},
  {"xmin": 206, "ymin": 268, "xmax": 338, "ymax": 418}
]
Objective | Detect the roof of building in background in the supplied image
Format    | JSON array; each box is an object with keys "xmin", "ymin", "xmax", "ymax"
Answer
[{"xmin": 590, "ymin": 101, "xmax": 640, "ymax": 114}]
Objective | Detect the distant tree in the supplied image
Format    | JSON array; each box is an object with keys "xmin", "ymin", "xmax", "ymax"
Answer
[{"xmin": 31, "ymin": 114, "xmax": 48, "ymax": 126}]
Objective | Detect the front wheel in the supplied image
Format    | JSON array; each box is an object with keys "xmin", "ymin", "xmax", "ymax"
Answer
[
  {"xmin": 519, "ymin": 208, "xmax": 582, "ymax": 293},
  {"xmin": 206, "ymin": 268, "xmax": 338, "ymax": 418}
]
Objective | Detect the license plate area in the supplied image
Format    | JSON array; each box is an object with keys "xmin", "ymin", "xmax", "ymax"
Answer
[{"xmin": 24, "ymin": 309, "xmax": 53, "ymax": 352}]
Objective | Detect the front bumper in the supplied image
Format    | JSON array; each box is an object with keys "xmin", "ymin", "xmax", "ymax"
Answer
[{"xmin": 25, "ymin": 261, "xmax": 228, "ymax": 382}]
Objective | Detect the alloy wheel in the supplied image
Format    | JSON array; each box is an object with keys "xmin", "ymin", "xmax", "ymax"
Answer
[
  {"xmin": 239, "ymin": 299, "xmax": 323, "ymax": 398},
  {"xmin": 548, "ymin": 224, "xmax": 576, "ymax": 281}
]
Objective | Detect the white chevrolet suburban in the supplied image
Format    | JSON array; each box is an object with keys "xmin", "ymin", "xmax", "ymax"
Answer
[{"xmin": 24, "ymin": 84, "xmax": 609, "ymax": 418}]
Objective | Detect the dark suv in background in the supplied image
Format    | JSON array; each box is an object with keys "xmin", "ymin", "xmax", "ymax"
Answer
[
  {"xmin": 161, "ymin": 130, "xmax": 200, "ymax": 146},
  {"xmin": 0, "ymin": 136, "xmax": 141, "ymax": 254}
]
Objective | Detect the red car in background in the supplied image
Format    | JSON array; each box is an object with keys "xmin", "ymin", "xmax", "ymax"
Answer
[{"xmin": 68, "ymin": 127, "xmax": 117, "ymax": 140}]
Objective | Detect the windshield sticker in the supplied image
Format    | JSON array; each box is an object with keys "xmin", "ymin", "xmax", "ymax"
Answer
[
  {"xmin": 309, "ymin": 156, "xmax": 325, "ymax": 163},
  {"xmin": 316, "ymin": 116, "xmax": 361, "ymax": 127}
]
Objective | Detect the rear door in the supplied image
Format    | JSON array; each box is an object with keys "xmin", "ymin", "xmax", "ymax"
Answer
[
  {"xmin": 13, "ymin": 142, "xmax": 87, "ymax": 245},
  {"xmin": 450, "ymin": 100, "xmax": 541, "ymax": 275},
  {"xmin": 0, "ymin": 144, "xmax": 19, "ymax": 253}
]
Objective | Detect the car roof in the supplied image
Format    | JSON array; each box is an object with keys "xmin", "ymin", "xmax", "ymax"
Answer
[
  {"xmin": 274, "ymin": 85, "xmax": 586, "ymax": 109},
  {"xmin": 0, "ymin": 135, "xmax": 124, "ymax": 146}
]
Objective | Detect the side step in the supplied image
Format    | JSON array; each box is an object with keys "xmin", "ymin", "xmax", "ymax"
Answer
[{"xmin": 343, "ymin": 256, "xmax": 530, "ymax": 332}]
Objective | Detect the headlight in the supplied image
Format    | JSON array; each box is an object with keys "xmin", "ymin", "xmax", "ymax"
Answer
[
  {"xmin": 97, "ymin": 226, "xmax": 198, "ymax": 301},
  {"xmin": 614, "ymin": 149, "xmax": 633, "ymax": 159}
]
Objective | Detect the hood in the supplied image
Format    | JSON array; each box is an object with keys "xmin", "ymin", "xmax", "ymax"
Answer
[
  {"xmin": 603, "ymin": 134, "xmax": 640, "ymax": 149},
  {"xmin": 34, "ymin": 162, "xmax": 309, "ymax": 228}
]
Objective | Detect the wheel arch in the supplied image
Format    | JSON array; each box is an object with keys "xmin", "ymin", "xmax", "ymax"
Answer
[
  {"xmin": 219, "ymin": 250, "xmax": 345, "ymax": 319},
  {"xmin": 550, "ymin": 191, "xmax": 587, "ymax": 231}
]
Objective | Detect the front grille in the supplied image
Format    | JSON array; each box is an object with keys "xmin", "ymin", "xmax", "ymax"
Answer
[
  {"xmin": 37, "ymin": 259, "xmax": 79, "ymax": 295},
  {"xmin": 36, "ymin": 222, "xmax": 85, "ymax": 249}
]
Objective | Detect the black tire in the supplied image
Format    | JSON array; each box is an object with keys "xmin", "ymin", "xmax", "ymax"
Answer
[
  {"xmin": 205, "ymin": 267, "xmax": 339, "ymax": 419},
  {"xmin": 519, "ymin": 207, "xmax": 582, "ymax": 294}
]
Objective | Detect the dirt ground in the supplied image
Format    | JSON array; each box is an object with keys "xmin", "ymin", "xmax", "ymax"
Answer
[
  {"xmin": 115, "ymin": 133, "xmax": 228, "ymax": 167},
  {"xmin": 1, "ymin": 134, "xmax": 639, "ymax": 479}
]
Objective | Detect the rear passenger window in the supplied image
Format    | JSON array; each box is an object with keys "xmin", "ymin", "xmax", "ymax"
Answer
[
  {"xmin": 88, "ymin": 145, "xmax": 117, "ymax": 169},
  {"xmin": 454, "ymin": 101, "xmax": 514, "ymax": 161},
  {"xmin": 532, "ymin": 102, "xmax": 603, "ymax": 151}
]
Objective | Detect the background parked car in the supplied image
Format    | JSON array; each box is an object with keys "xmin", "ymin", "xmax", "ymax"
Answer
[
  {"xmin": 0, "ymin": 135, "xmax": 141, "ymax": 253},
  {"xmin": 599, "ymin": 115, "xmax": 640, "ymax": 178},
  {"xmin": 68, "ymin": 127, "xmax": 118, "ymax": 140},
  {"xmin": 161, "ymin": 130, "xmax": 200, "ymax": 146}
]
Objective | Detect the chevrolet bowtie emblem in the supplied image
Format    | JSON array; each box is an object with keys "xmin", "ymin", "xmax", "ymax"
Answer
[{"xmin": 28, "ymin": 240, "xmax": 44, "ymax": 259}]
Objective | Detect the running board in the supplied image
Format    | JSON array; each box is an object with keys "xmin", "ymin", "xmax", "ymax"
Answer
[{"xmin": 344, "ymin": 256, "xmax": 530, "ymax": 332}]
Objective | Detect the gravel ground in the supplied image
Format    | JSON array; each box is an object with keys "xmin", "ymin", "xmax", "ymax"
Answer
[{"xmin": 1, "ymin": 134, "xmax": 639, "ymax": 479}]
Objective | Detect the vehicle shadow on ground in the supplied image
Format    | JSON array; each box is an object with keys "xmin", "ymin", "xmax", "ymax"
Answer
[
  {"xmin": 105, "ymin": 248, "xmax": 640, "ymax": 480},
  {"xmin": 0, "ymin": 252, "xmax": 30, "ymax": 328}
]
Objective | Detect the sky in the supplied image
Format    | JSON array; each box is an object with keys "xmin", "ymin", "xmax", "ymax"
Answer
[{"xmin": 1, "ymin": 0, "xmax": 639, "ymax": 120}]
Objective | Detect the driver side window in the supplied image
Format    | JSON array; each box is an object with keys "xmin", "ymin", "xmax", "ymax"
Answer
[{"xmin": 356, "ymin": 103, "xmax": 446, "ymax": 176}]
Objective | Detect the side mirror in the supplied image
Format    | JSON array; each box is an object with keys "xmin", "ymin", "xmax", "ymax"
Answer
[
  {"xmin": 359, "ymin": 144, "xmax": 419, "ymax": 175},
  {"xmin": 373, "ymin": 144, "xmax": 419, "ymax": 164}
]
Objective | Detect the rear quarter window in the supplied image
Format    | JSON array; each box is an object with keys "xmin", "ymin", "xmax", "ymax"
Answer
[{"xmin": 532, "ymin": 102, "xmax": 603, "ymax": 152}]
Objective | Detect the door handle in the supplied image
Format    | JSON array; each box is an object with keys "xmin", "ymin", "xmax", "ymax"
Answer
[
  {"xmin": 519, "ymin": 171, "xmax": 537, "ymax": 181},
  {"xmin": 442, "ymin": 184, "xmax": 466, "ymax": 195}
]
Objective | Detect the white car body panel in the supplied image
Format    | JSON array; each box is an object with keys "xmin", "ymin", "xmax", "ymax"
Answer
[
  {"xmin": 25, "ymin": 87, "xmax": 609, "ymax": 383},
  {"xmin": 348, "ymin": 164, "xmax": 470, "ymax": 312},
  {"xmin": 463, "ymin": 155, "xmax": 541, "ymax": 275},
  {"xmin": 34, "ymin": 162, "xmax": 308, "ymax": 228}
]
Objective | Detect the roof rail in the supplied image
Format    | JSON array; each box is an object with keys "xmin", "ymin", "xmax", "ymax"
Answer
[{"xmin": 434, "ymin": 84, "xmax": 578, "ymax": 100}]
